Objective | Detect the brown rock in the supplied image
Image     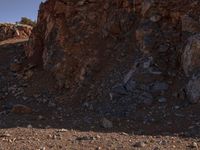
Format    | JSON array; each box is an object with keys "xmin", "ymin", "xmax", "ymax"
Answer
[
  {"xmin": 11, "ymin": 104, "xmax": 32, "ymax": 114},
  {"xmin": 26, "ymin": 0, "xmax": 135, "ymax": 96},
  {"xmin": 10, "ymin": 63, "xmax": 22, "ymax": 72},
  {"xmin": 182, "ymin": 14, "xmax": 200, "ymax": 33},
  {"xmin": 0, "ymin": 23, "xmax": 32, "ymax": 41}
]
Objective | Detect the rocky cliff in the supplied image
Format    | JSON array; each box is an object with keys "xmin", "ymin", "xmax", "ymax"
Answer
[
  {"xmin": 0, "ymin": 23, "xmax": 32, "ymax": 41},
  {"xmin": 27, "ymin": 0, "xmax": 135, "ymax": 101},
  {"xmin": 135, "ymin": 0, "xmax": 200, "ymax": 103},
  {"xmin": 27, "ymin": 0, "xmax": 200, "ymax": 105}
]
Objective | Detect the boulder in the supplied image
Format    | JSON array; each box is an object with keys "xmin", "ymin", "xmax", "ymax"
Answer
[
  {"xmin": 182, "ymin": 34, "xmax": 200, "ymax": 76},
  {"xmin": 186, "ymin": 72, "xmax": 200, "ymax": 103}
]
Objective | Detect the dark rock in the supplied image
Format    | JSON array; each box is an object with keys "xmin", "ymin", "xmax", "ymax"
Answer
[
  {"xmin": 151, "ymin": 82, "xmax": 169, "ymax": 92},
  {"xmin": 101, "ymin": 118, "xmax": 113, "ymax": 129},
  {"xmin": 133, "ymin": 141, "xmax": 146, "ymax": 148},
  {"xmin": 186, "ymin": 72, "xmax": 200, "ymax": 103},
  {"xmin": 139, "ymin": 92, "xmax": 153, "ymax": 105}
]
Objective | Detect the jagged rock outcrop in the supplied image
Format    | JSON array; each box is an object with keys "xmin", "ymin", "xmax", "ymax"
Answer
[
  {"xmin": 135, "ymin": 0, "xmax": 200, "ymax": 103},
  {"xmin": 0, "ymin": 23, "xmax": 32, "ymax": 41},
  {"xmin": 27, "ymin": 0, "xmax": 135, "ymax": 100},
  {"xmin": 28, "ymin": 0, "xmax": 200, "ymax": 104}
]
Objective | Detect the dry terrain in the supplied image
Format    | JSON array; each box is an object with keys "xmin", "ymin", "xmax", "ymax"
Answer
[{"xmin": 0, "ymin": 39, "xmax": 199, "ymax": 150}]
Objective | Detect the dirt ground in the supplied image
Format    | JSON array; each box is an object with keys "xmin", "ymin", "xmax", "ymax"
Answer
[{"xmin": 0, "ymin": 39, "xmax": 200, "ymax": 150}]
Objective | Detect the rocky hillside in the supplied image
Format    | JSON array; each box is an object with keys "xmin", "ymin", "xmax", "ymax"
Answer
[
  {"xmin": 0, "ymin": 23, "xmax": 32, "ymax": 41},
  {"xmin": 27, "ymin": 0, "xmax": 200, "ymax": 106},
  {"xmin": 1, "ymin": 1, "xmax": 200, "ymax": 149}
]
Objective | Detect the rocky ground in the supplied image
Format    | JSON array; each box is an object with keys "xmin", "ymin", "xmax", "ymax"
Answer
[
  {"xmin": 0, "ymin": 38, "xmax": 200, "ymax": 150},
  {"xmin": 1, "ymin": 0, "xmax": 200, "ymax": 149}
]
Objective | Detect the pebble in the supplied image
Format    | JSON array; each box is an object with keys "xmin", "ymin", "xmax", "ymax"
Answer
[
  {"xmin": 133, "ymin": 141, "xmax": 146, "ymax": 148},
  {"xmin": 38, "ymin": 115, "xmax": 44, "ymax": 120},
  {"xmin": 23, "ymin": 70, "xmax": 33, "ymax": 80},
  {"xmin": 151, "ymin": 82, "xmax": 169, "ymax": 92},
  {"xmin": 150, "ymin": 14, "xmax": 161, "ymax": 22},
  {"xmin": 76, "ymin": 136, "xmax": 95, "ymax": 141},
  {"xmin": 0, "ymin": 133, "xmax": 11, "ymax": 138},
  {"xmin": 10, "ymin": 63, "xmax": 21, "ymax": 72},
  {"xmin": 27, "ymin": 124, "xmax": 33, "ymax": 128},
  {"xmin": 158, "ymin": 97, "xmax": 167, "ymax": 103},
  {"xmin": 153, "ymin": 147, "xmax": 160, "ymax": 150},
  {"xmin": 101, "ymin": 118, "xmax": 113, "ymax": 129},
  {"xmin": 48, "ymin": 101, "xmax": 56, "ymax": 108},
  {"xmin": 56, "ymin": 129, "xmax": 68, "ymax": 132},
  {"xmin": 190, "ymin": 142, "xmax": 198, "ymax": 149}
]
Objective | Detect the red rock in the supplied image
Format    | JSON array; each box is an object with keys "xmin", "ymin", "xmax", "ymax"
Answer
[{"xmin": 0, "ymin": 23, "xmax": 32, "ymax": 41}]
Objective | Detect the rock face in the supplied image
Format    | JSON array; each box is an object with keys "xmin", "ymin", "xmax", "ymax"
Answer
[
  {"xmin": 27, "ymin": 0, "xmax": 135, "ymax": 97},
  {"xmin": 0, "ymin": 23, "xmax": 32, "ymax": 41},
  {"xmin": 135, "ymin": 0, "xmax": 200, "ymax": 103},
  {"xmin": 27, "ymin": 0, "xmax": 200, "ymax": 103}
]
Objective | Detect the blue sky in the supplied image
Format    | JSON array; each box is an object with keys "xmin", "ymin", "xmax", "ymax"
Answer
[{"xmin": 0, "ymin": 0, "xmax": 45, "ymax": 23}]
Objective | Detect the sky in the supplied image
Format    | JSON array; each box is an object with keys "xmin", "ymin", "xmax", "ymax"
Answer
[{"xmin": 0, "ymin": 0, "xmax": 45, "ymax": 23}]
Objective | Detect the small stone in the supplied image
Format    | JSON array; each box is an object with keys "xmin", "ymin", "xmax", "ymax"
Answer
[
  {"xmin": 150, "ymin": 14, "xmax": 161, "ymax": 22},
  {"xmin": 158, "ymin": 97, "xmax": 167, "ymax": 103},
  {"xmin": 190, "ymin": 142, "xmax": 198, "ymax": 149},
  {"xmin": 48, "ymin": 101, "xmax": 56, "ymax": 107},
  {"xmin": 111, "ymin": 84, "xmax": 127, "ymax": 95},
  {"xmin": 101, "ymin": 118, "xmax": 113, "ymax": 129},
  {"xmin": 38, "ymin": 115, "xmax": 44, "ymax": 120},
  {"xmin": 0, "ymin": 133, "xmax": 11, "ymax": 138},
  {"xmin": 11, "ymin": 104, "xmax": 32, "ymax": 114},
  {"xmin": 139, "ymin": 92, "xmax": 153, "ymax": 105},
  {"xmin": 40, "ymin": 147, "xmax": 46, "ymax": 150},
  {"xmin": 158, "ymin": 44, "xmax": 169, "ymax": 53},
  {"xmin": 134, "ymin": 141, "xmax": 146, "ymax": 148},
  {"xmin": 56, "ymin": 129, "xmax": 68, "ymax": 132},
  {"xmin": 24, "ymin": 70, "xmax": 33, "ymax": 80},
  {"xmin": 124, "ymin": 80, "xmax": 136, "ymax": 92},
  {"xmin": 27, "ymin": 124, "xmax": 33, "ymax": 128},
  {"xmin": 159, "ymin": 140, "xmax": 167, "ymax": 145},
  {"xmin": 151, "ymin": 82, "xmax": 169, "ymax": 92},
  {"xmin": 10, "ymin": 63, "xmax": 21, "ymax": 72},
  {"xmin": 76, "ymin": 136, "xmax": 94, "ymax": 141}
]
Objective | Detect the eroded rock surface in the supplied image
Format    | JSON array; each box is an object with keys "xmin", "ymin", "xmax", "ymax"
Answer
[
  {"xmin": 27, "ymin": 0, "xmax": 200, "ymax": 104},
  {"xmin": 27, "ymin": 0, "xmax": 135, "ymax": 100},
  {"xmin": 0, "ymin": 23, "xmax": 32, "ymax": 41}
]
